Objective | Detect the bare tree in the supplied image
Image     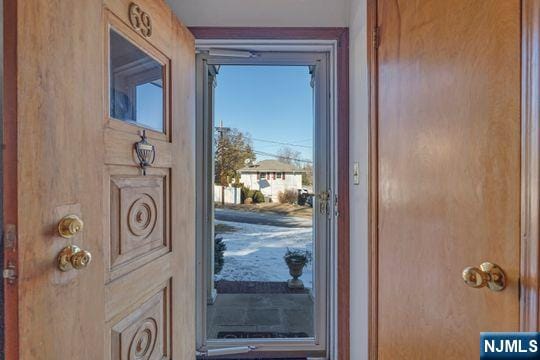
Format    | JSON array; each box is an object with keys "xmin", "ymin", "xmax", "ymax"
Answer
[
  {"xmin": 277, "ymin": 147, "xmax": 302, "ymax": 168},
  {"xmin": 302, "ymin": 164, "xmax": 313, "ymax": 187}
]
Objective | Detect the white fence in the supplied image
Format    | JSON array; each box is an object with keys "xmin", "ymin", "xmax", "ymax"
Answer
[{"xmin": 214, "ymin": 185, "xmax": 241, "ymax": 205}]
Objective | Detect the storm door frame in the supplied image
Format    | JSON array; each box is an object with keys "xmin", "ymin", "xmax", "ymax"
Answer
[{"xmin": 195, "ymin": 45, "xmax": 337, "ymax": 359}]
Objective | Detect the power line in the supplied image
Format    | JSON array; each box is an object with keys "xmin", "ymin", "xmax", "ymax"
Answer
[
  {"xmin": 253, "ymin": 150, "xmax": 313, "ymax": 164},
  {"xmin": 292, "ymin": 138, "xmax": 313, "ymax": 143},
  {"xmin": 252, "ymin": 137, "xmax": 312, "ymax": 149}
]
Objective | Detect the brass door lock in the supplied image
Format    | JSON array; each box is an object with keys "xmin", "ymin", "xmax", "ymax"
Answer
[
  {"xmin": 58, "ymin": 215, "xmax": 84, "ymax": 238},
  {"xmin": 462, "ymin": 262, "xmax": 506, "ymax": 292},
  {"xmin": 57, "ymin": 245, "xmax": 92, "ymax": 272}
]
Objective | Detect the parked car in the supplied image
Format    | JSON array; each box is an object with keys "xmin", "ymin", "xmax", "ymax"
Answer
[
  {"xmin": 305, "ymin": 194, "xmax": 314, "ymax": 207},
  {"xmin": 298, "ymin": 189, "xmax": 314, "ymax": 207}
]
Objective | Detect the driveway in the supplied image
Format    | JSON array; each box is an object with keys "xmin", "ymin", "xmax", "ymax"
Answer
[{"xmin": 215, "ymin": 208, "xmax": 312, "ymax": 228}]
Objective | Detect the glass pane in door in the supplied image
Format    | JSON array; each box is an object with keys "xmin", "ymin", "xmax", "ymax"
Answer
[
  {"xmin": 109, "ymin": 29, "xmax": 164, "ymax": 132},
  {"xmin": 207, "ymin": 65, "xmax": 316, "ymax": 340}
]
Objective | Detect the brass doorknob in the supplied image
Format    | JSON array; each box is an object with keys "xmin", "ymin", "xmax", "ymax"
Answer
[
  {"xmin": 462, "ymin": 262, "xmax": 506, "ymax": 291},
  {"xmin": 57, "ymin": 245, "xmax": 92, "ymax": 272},
  {"xmin": 58, "ymin": 215, "xmax": 84, "ymax": 238}
]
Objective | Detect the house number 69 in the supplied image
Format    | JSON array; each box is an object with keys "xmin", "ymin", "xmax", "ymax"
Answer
[{"xmin": 128, "ymin": 3, "xmax": 152, "ymax": 38}]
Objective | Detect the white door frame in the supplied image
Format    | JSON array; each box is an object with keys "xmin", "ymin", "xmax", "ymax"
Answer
[{"xmin": 194, "ymin": 40, "xmax": 340, "ymax": 359}]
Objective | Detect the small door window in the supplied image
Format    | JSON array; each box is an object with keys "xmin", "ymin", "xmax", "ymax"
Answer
[{"xmin": 109, "ymin": 29, "xmax": 164, "ymax": 132}]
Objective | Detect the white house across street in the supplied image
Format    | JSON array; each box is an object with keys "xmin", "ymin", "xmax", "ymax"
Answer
[{"xmin": 238, "ymin": 160, "xmax": 304, "ymax": 202}]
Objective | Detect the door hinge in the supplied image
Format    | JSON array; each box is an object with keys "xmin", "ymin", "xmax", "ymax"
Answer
[
  {"xmin": 3, "ymin": 261, "xmax": 17, "ymax": 284},
  {"xmin": 3, "ymin": 224, "xmax": 17, "ymax": 250},
  {"xmin": 3, "ymin": 224, "xmax": 18, "ymax": 284},
  {"xmin": 372, "ymin": 26, "xmax": 381, "ymax": 49},
  {"xmin": 196, "ymin": 346, "xmax": 256, "ymax": 358},
  {"xmin": 334, "ymin": 193, "xmax": 340, "ymax": 217}
]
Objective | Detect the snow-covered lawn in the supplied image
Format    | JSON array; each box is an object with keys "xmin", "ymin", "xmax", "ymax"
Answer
[{"xmin": 215, "ymin": 219, "xmax": 314, "ymax": 289}]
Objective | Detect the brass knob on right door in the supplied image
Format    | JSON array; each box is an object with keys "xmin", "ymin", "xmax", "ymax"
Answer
[{"xmin": 462, "ymin": 262, "xmax": 506, "ymax": 292}]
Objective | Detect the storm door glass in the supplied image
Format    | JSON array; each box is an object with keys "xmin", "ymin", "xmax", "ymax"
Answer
[
  {"xmin": 109, "ymin": 29, "xmax": 164, "ymax": 132},
  {"xmin": 208, "ymin": 65, "xmax": 316, "ymax": 340}
]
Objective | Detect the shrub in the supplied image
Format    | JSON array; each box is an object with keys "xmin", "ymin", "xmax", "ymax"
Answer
[
  {"xmin": 244, "ymin": 197, "xmax": 253, "ymax": 204},
  {"xmin": 278, "ymin": 189, "xmax": 298, "ymax": 204},
  {"xmin": 252, "ymin": 190, "xmax": 265, "ymax": 203},
  {"xmin": 241, "ymin": 186, "xmax": 254, "ymax": 203},
  {"xmin": 214, "ymin": 235, "xmax": 226, "ymax": 275}
]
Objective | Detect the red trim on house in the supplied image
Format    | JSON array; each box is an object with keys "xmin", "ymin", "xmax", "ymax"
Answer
[
  {"xmin": 189, "ymin": 27, "xmax": 350, "ymax": 360},
  {"xmin": 3, "ymin": 0, "xmax": 19, "ymax": 358}
]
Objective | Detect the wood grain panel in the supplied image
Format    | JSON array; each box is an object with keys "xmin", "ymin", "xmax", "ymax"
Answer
[
  {"xmin": 103, "ymin": 0, "xmax": 173, "ymax": 56},
  {"xmin": 16, "ymin": 0, "xmax": 105, "ymax": 359},
  {"xmin": 367, "ymin": 1, "xmax": 378, "ymax": 359},
  {"xmin": 3, "ymin": 1, "xmax": 19, "ymax": 358},
  {"xmin": 103, "ymin": 2, "xmax": 196, "ymax": 360},
  {"xmin": 105, "ymin": 166, "xmax": 171, "ymax": 282},
  {"xmin": 104, "ymin": 9, "xmax": 172, "ymax": 142},
  {"xmin": 521, "ymin": 0, "xmax": 540, "ymax": 332},
  {"xmin": 105, "ymin": 254, "xmax": 171, "ymax": 321},
  {"xmin": 104, "ymin": 129, "xmax": 173, "ymax": 168},
  {"xmin": 377, "ymin": 1, "xmax": 521, "ymax": 359},
  {"xmin": 109, "ymin": 173, "xmax": 168, "ymax": 272},
  {"xmin": 11, "ymin": 0, "xmax": 195, "ymax": 359},
  {"xmin": 111, "ymin": 282, "xmax": 171, "ymax": 360},
  {"xmin": 169, "ymin": 19, "xmax": 196, "ymax": 360}
]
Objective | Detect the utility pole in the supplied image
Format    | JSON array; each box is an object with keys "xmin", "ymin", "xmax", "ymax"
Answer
[{"xmin": 215, "ymin": 120, "xmax": 230, "ymax": 206}]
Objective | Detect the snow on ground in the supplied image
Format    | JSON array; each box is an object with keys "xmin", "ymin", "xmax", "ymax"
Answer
[{"xmin": 215, "ymin": 219, "xmax": 314, "ymax": 289}]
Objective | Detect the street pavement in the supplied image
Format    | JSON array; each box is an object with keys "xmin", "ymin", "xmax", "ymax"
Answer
[{"xmin": 215, "ymin": 208, "xmax": 312, "ymax": 228}]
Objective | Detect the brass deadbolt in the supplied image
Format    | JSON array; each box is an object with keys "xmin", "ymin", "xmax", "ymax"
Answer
[
  {"xmin": 58, "ymin": 215, "xmax": 84, "ymax": 238},
  {"xmin": 57, "ymin": 245, "xmax": 92, "ymax": 272}
]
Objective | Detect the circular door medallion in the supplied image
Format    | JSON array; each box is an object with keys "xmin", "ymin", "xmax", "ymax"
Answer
[
  {"xmin": 129, "ymin": 318, "xmax": 158, "ymax": 360},
  {"xmin": 128, "ymin": 194, "xmax": 157, "ymax": 238}
]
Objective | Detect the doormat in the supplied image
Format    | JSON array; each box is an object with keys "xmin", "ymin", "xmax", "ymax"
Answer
[
  {"xmin": 217, "ymin": 331, "xmax": 309, "ymax": 339},
  {"xmin": 215, "ymin": 280, "xmax": 310, "ymax": 294}
]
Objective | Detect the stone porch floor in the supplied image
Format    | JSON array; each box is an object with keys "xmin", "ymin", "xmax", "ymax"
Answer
[{"xmin": 207, "ymin": 293, "xmax": 314, "ymax": 339}]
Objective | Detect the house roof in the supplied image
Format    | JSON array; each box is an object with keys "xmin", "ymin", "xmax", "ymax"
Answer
[{"xmin": 238, "ymin": 159, "xmax": 305, "ymax": 173}]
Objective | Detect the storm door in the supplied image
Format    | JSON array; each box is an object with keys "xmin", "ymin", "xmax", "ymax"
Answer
[{"xmin": 196, "ymin": 51, "xmax": 334, "ymax": 358}]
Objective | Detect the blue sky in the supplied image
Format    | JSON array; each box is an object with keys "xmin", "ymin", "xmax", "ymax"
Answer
[{"xmin": 215, "ymin": 66, "xmax": 314, "ymax": 162}]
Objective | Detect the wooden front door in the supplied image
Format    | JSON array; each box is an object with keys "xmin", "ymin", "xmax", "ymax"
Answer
[
  {"xmin": 7, "ymin": 0, "xmax": 195, "ymax": 359},
  {"xmin": 376, "ymin": 1, "xmax": 521, "ymax": 359}
]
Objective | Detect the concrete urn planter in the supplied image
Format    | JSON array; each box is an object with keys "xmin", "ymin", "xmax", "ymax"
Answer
[
  {"xmin": 284, "ymin": 249, "xmax": 311, "ymax": 289},
  {"xmin": 286, "ymin": 259, "xmax": 306, "ymax": 289}
]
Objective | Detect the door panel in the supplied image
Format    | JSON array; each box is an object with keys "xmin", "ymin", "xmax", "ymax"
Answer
[
  {"xmin": 17, "ymin": 1, "xmax": 105, "ymax": 358},
  {"xmin": 106, "ymin": 167, "xmax": 170, "ymax": 282},
  {"xmin": 14, "ymin": 0, "xmax": 195, "ymax": 359},
  {"xmin": 377, "ymin": 1, "xmax": 521, "ymax": 359}
]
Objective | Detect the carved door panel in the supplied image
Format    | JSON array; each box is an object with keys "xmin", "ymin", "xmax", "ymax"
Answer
[
  {"xmin": 103, "ymin": 1, "xmax": 195, "ymax": 359},
  {"xmin": 12, "ymin": 0, "xmax": 195, "ymax": 359}
]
